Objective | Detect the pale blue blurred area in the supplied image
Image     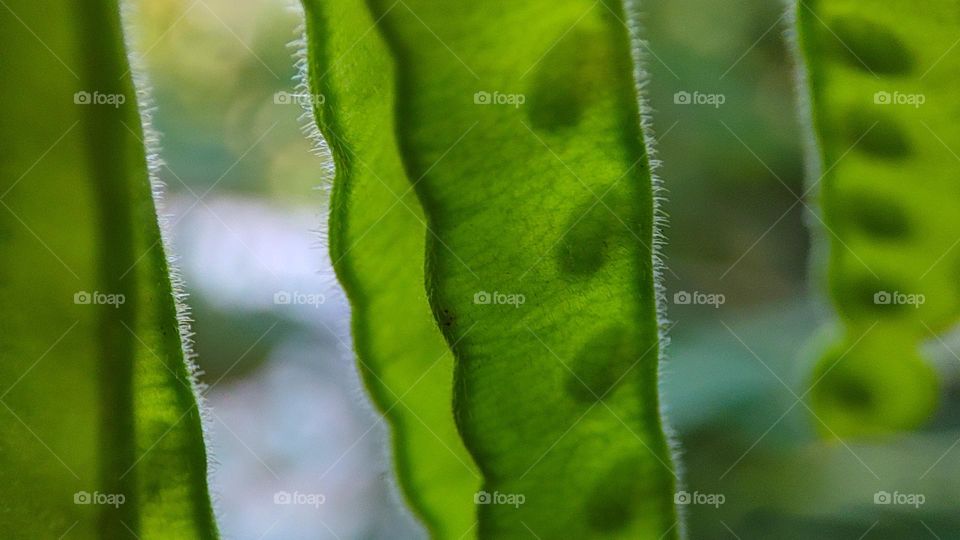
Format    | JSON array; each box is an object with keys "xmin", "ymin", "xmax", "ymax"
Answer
[{"xmin": 128, "ymin": 0, "xmax": 960, "ymax": 538}]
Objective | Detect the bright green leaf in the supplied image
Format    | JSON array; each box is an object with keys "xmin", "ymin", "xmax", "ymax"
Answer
[
  {"xmin": 301, "ymin": 0, "xmax": 680, "ymax": 537},
  {"xmin": 298, "ymin": 1, "xmax": 482, "ymax": 537},
  {"xmin": 796, "ymin": 0, "xmax": 956, "ymax": 436},
  {"xmin": 0, "ymin": 1, "xmax": 218, "ymax": 537}
]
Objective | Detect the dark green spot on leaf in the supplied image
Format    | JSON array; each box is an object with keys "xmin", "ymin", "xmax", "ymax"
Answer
[
  {"xmin": 828, "ymin": 16, "xmax": 914, "ymax": 75},
  {"xmin": 527, "ymin": 28, "xmax": 611, "ymax": 131},
  {"xmin": 566, "ymin": 324, "xmax": 635, "ymax": 402},
  {"xmin": 834, "ymin": 189, "xmax": 911, "ymax": 240},
  {"xmin": 585, "ymin": 456, "xmax": 644, "ymax": 532},
  {"xmin": 557, "ymin": 188, "xmax": 633, "ymax": 277},
  {"xmin": 844, "ymin": 109, "xmax": 911, "ymax": 159}
]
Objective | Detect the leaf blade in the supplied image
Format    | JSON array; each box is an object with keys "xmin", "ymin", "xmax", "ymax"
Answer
[
  {"xmin": 795, "ymin": 0, "xmax": 956, "ymax": 436},
  {"xmin": 303, "ymin": 0, "xmax": 681, "ymax": 537},
  {"xmin": 0, "ymin": 1, "xmax": 218, "ymax": 537},
  {"xmin": 299, "ymin": 0, "xmax": 482, "ymax": 536}
]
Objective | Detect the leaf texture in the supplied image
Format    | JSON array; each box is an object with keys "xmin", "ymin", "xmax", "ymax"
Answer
[
  {"xmin": 302, "ymin": 0, "xmax": 680, "ymax": 537},
  {"xmin": 299, "ymin": 0, "xmax": 482, "ymax": 537},
  {"xmin": 0, "ymin": 1, "xmax": 218, "ymax": 537}
]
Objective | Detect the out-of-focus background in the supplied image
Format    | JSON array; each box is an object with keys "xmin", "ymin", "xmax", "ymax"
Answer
[{"xmin": 127, "ymin": 0, "xmax": 960, "ymax": 538}]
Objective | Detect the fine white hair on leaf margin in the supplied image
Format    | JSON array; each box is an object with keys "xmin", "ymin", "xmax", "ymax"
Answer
[
  {"xmin": 288, "ymin": 2, "xmax": 335, "ymax": 192},
  {"xmin": 622, "ymin": 0, "xmax": 687, "ymax": 536},
  {"xmin": 287, "ymin": 1, "xmax": 427, "ymax": 536},
  {"xmin": 119, "ymin": 0, "xmax": 221, "ymax": 521},
  {"xmin": 781, "ymin": 0, "xmax": 831, "ymax": 302}
]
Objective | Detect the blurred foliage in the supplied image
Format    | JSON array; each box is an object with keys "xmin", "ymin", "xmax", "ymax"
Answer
[
  {"xmin": 646, "ymin": 0, "xmax": 809, "ymax": 307},
  {"xmin": 665, "ymin": 301, "xmax": 960, "ymax": 539},
  {"xmin": 798, "ymin": 0, "xmax": 960, "ymax": 438},
  {"xmin": 130, "ymin": 0, "xmax": 318, "ymax": 198}
]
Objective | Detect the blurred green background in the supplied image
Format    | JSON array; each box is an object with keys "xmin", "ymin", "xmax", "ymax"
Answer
[{"xmin": 127, "ymin": 0, "xmax": 960, "ymax": 538}]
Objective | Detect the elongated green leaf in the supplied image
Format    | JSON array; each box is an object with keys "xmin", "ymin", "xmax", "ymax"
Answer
[
  {"xmin": 298, "ymin": 1, "xmax": 481, "ymax": 537},
  {"xmin": 302, "ymin": 0, "xmax": 680, "ymax": 537},
  {"xmin": 796, "ymin": 0, "xmax": 957, "ymax": 436},
  {"xmin": 0, "ymin": 1, "xmax": 218, "ymax": 537}
]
